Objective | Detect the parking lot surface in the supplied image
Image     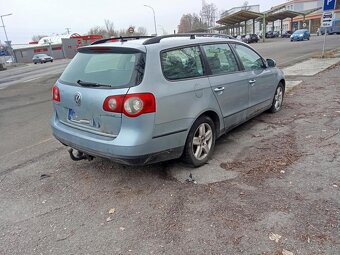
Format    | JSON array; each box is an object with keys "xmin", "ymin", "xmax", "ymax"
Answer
[{"xmin": 0, "ymin": 40, "xmax": 339, "ymax": 254}]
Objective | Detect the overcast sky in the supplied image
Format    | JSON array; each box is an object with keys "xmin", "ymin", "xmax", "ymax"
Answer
[{"xmin": 1, "ymin": 0, "xmax": 285, "ymax": 44}]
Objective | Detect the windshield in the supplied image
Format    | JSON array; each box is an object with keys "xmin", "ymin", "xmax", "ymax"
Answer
[
  {"xmin": 294, "ymin": 30, "xmax": 305, "ymax": 34},
  {"xmin": 59, "ymin": 51, "xmax": 145, "ymax": 88}
]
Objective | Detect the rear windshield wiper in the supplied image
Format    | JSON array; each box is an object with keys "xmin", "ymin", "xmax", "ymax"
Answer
[{"xmin": 77, "ymin": 80, "xmax": 112, "ymax": 88}]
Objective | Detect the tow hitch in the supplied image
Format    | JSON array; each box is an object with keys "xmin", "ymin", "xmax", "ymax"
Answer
[{"xmin": 68, "ymin": 148, "xmax": 94, "ymax": 161}]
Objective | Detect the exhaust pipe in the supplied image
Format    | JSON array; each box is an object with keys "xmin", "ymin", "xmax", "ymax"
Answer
[{"xmin": 68, "ymin": 148, "xmax": 94, "ymax": 161}]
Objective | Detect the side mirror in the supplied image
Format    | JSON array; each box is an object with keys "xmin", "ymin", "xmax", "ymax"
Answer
[{"xmin": 266, "ymin": 58, "xmax": 276, "ymax": 68}]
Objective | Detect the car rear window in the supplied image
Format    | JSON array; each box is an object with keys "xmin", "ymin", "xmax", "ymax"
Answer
[{"xmin": 59, "ymin": 51, "xmax": 145, "ymax": 88}]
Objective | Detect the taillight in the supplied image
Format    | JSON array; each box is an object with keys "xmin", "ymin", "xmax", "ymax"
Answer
[
  {"xmin": 52, "ymin": 85, "xmax": 60, "ymax": 102},
  {"xmin": 103, "ymin": 95, "xmax": 124, "ymax": 112},
  {"xmin": 103, "ymin": 93, "xmax": 156, "ymax": 117}
]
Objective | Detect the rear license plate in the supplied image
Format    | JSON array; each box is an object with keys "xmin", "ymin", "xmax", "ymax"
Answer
[{"xmin": 68, "ymin": 108, "xmax": 76, "ymax": 120}]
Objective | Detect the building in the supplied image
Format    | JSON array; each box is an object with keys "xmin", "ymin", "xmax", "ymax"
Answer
[
  {"xmin": 12, "ymin": 33, "xmax": 103, "ymax": 63},
  {"xmin": 268, "ymin": 0, "xmax": 340, "ymax": 33}
]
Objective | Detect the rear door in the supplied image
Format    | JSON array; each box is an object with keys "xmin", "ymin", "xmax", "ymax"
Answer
[
  {"xmin": 202, "ymin": 43, "xmax": 249, "ymax": 130},
  {"xmin": 54, "ymin": 46, "xmax": 146, "ymax": 138}
]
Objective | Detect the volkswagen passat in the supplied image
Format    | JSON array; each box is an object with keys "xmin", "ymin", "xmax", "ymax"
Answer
[{"xmin": 51, "ymin": 34, "xmax": 285, "ymax": 167}]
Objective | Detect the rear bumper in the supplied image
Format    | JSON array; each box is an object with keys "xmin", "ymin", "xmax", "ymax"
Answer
[
  {"xmin": 55, "ymin": 133, "xmax": 183, "ymax": 165},
  {"xmin": 51, "ymin": 113, "xmax": 186, "ymax": 165}
]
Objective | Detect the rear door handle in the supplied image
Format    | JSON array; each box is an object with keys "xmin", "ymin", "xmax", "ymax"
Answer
[
  {"xmin": 214, "ymin": 87, "xmax": 225, "ymax": 92},
  {"xmin": 249, "ymin": 79, "xmax": 256, "ymax": 86}
]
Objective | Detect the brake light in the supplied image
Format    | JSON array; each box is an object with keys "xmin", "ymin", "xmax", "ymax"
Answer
[
  {"xmin": 52, "ymin": 85, "xmax": 60, "ymax": 102},
  {"xmin": 103, "ymin": 93, "xmax": 156, "ymax": 117}
]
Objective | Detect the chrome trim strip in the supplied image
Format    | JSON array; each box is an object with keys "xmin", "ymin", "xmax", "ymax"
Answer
[{"xmin": 59, "ymin": 120, "xmax": 118, "ymax": 138}]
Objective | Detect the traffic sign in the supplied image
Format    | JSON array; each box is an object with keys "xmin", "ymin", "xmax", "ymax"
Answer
[
  {"xmin": 128, "ymin": 27, "xmax": 134, "ymax": 34},
  {"xmin": 322, "ymin": 11, "xmax": 334, "ymax": 27},
  {"xmin": 323, "ymin": 0, "xmax": 336, "ymax": 11}
]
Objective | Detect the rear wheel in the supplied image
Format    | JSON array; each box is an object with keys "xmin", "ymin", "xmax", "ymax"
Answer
[
  {"xmin": 268, "ymin": 83, "xmax": 284, "ymax": 113},
  {"xmin": 183, "ymin": 116, "xmax": 216, "ymax": 167}
]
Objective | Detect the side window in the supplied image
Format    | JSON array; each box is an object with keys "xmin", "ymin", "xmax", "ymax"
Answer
[
  {"xmin": 202, "ymin": 44, "xmax": 239, "ymax": 75},
  {"xmin": 161, "ymin": 46, "xmax": 204, "ymax": 80},
  {"xmin": 231, "ymin": 44, "xmax": 265, "ymax": 71}
]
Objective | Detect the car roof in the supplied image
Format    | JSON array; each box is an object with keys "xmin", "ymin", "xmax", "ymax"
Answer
[{"xmin": 82, "ymin": 36, "xmax": 239, "ymax": 52}]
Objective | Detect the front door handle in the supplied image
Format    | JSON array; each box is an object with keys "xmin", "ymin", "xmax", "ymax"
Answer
[
  {"xmin": 249, "ymin": 79, "xmax": 256, "ymax": 86},
  {"xmin": 214, "ymin": 87, "xmax": 225, "ymax": 92}
]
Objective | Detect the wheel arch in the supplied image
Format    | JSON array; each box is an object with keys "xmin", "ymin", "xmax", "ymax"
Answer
[
  {"xmin": 195, "ymin": 110, "xmax": 223, "ymax": 138},
  {"xmin": 279, "ymin": 79, "xmax": 286, "ymax": 92}
]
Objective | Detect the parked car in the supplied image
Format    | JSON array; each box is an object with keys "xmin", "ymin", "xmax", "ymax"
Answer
[
  {"xmin": 265, "ymin": 31, "xmax": 279, "ymax": 38},
  {"xmin": 244, "ymin": 34, "xmax": 259, "ymax": 43},
  {"xmin": 51, "ymin": 35, "xmax": 285, "ymax": 167},
  {"xmin": 5, "ymin": 56, "xmax": 14, "ymax": 64},
  {"xmin": 281, "ymin": 30, "xmax": 292, "ymax": 38},
  {"xmin": 32, "ymin": 54, "xmax": 54, "ymax": 64},
  {"xmin": 236, "ymin": 35, "xmax": 247, "ymax": 42},
  {"xmin": 290, "ymin": 29, "xmax": 310, "ymax": 41}
]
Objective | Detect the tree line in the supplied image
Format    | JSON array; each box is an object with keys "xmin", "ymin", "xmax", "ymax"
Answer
[
  {"xmin": 178, "ymin": 0, "xmax": 217, "ymax": 33},
  {"xmin": 31, "ymin": 19, "xmax": 147, "ymax": 42}
]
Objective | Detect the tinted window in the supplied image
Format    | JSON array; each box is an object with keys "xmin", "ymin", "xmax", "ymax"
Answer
[
  {"xmin": 202, "ymin": 44, "xmax": 238, "ymax": 75},
  {"xmin": 59, "ymin": 52, "xmax": 145, "ymax": 88},
  {"xmin": 161, "ymin": 46, "xmax": 204, "ymax": 80},
  {"xmin": 231, "ymin": 44, "xmax": 265, "ymax": 71}
]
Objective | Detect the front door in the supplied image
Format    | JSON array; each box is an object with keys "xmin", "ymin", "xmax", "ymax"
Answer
[
  {"xmin": 202, "ymin": 43, "xmax": 249, "ymax": 131},
  {"xmin": 230, "ymin": 43, "xmax": 276, "ymax": 117}
]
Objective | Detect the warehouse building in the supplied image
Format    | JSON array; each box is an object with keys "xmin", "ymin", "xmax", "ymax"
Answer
[{"xmin": 12, "ymin": 33, "xmax": 103, "ymax": 63}]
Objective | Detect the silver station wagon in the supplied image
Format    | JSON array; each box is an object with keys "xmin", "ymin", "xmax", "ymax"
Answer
[{"xmin": 51, "ymin": 34, "xmax": 285, "ymax": 167}]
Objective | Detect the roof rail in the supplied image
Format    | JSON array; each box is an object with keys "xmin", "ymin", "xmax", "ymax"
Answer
[
  {"xmin": 91, "ymin": 36, "xmax": 154, "ymax": 45},
  {"xmin": 143, "ymin": 33, "xmax": 232, "ymax": 45}
]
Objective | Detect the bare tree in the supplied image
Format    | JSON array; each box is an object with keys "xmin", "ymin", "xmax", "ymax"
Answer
[
  {"xmin": 88, "ymin": 26, "xmax": 109, "ymax": 37},
  {"xmin": 31, "ymin": 35, "xmax": 48, "ymax": 42},
  {"xmin": 104, "ymin": 19, "xmax": 116, "ymax": 37},
  {"xmin": 136, "ymin": 27, "xmax": 147, "ymax": 35},
  {"xmin": 200, "ymin": 0, "xmax": 217, "ymax": 28},
  {"xmin": 178, "ymin": 13, "xmax": 206, "ymax": 33},
  {"xmin": 88, "ymin": 21, "xmax": 146, "ymax": 37}
]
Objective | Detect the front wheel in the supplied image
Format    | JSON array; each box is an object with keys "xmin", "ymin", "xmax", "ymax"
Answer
[
  {"xmin": 268, "ymin": 83, "xmax": 284, "ymax": 113},
  {"xmin": 183, "ymin": 116, "xmax": 216, "ymax": 167}
]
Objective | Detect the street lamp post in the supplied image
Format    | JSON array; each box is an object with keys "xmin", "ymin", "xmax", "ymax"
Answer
[
  {"xmin": 1, "ymin": 13, "xmax": 12, "ymax": 46},
  {"xmin": 1, "ymin": 13, "xmax": 14, "ymax": 63},
  {"xmin": 144, "ymin": 5, "xmax": 157, "ymax": 36}
]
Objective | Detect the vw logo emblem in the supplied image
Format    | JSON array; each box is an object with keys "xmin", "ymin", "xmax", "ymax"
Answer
[{"xmin": 74, "ymin": 92, "xmax": 82, "ymax": 106}]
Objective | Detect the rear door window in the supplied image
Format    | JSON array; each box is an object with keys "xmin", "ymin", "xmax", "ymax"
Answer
[
  {"xmin": 161, "ymin": 46, "xmax": 204, "ymax": 80},
  {"xmin": 202, "ymin": 44, "xmax": 239, "ymax": 75},
  {"xmin": 59, "ymin": 50, "xmax": 145, "ymax": 88}
]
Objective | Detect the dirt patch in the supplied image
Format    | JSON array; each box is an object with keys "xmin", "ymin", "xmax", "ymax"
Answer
[{"xmin": 221, "ymin": 133, "xmax": 300, "ymax": 180}]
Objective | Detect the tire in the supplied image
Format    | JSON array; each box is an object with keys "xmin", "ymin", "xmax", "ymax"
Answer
[
  {"xmin": 183, "ymin": 115, "xmax": 216, "ymax": 167},
  {"xmin": 268, "ymin": 83, "xmax": 284, "ymax": 113},
  {"xmin": 34, "ymin": 62, "xmax": 37, "ymax": 64},
  {"xmin": 51, "ymin": 60, "xmax": 53, "ymax": 63}
]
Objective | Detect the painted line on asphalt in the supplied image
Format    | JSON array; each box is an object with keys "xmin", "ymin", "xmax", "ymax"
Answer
[
  {"xmin": 23, "ymin": 77, "xmax": 39, "ymax": 83},
  {"xmin": 0, "ymin": 137, "xmax": 55, "ymax": 159}
]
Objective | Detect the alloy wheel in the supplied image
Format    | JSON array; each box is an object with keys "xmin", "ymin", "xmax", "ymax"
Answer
[{"xmin": 192, "ymin": 123, "xmax": 213, "ymax": 161}]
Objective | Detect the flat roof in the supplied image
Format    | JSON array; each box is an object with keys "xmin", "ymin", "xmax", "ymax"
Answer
[
  {"xmin": 217, "ymin": 10, "xmax": 263, "ymax": 25},
  {"xmin": 266, "ymin": 10, "xmax": 304, "ymax": 22}
]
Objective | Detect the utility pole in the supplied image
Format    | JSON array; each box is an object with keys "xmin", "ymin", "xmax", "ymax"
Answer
[{"xmin": 65, "ymin": 28, "xmax": 71, "ymax": 34}]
